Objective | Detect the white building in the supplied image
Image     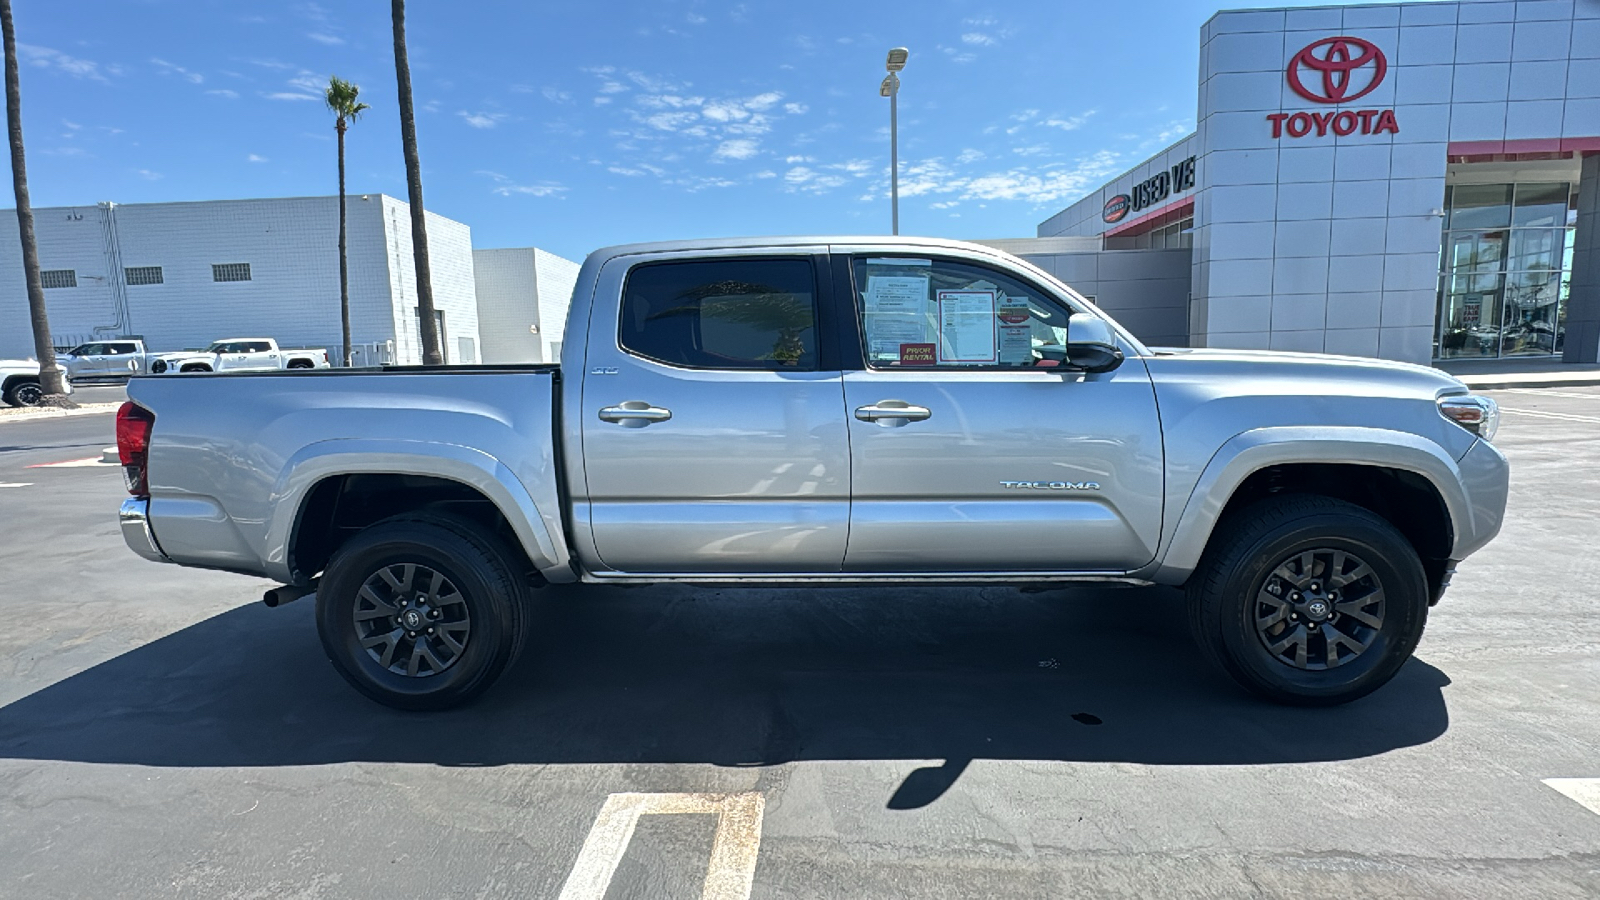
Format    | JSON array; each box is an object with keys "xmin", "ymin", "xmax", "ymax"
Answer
[
  {"xmin": 1032, "ymin": 0, "xmax": 1600, "ymax": 365},
  {"xmin": 471, "ymin": 248, "xmax": 581, "ymax": 364},
  {"xmin": 0, "ymin": 194, "xmax": 481, "ymax": 365}
]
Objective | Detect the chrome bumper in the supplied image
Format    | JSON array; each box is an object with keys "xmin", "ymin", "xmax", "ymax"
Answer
[{"xmin": 119, "ymin": 498, "xmax": 169, "ymax": 563}]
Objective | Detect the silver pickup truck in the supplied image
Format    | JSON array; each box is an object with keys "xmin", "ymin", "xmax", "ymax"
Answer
[{"xmin": 116, "ymin": 236, "xmax": 1509, "ymax": 711}]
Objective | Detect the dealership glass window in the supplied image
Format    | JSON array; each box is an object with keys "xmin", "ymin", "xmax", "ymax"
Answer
[
  {"xmin": 1435, "ymin": 182, "xmax": 1576, "ymax": 360},
  {"xmin": 852, "ymin": 256, "xmax": 1080, "ymax": 369}
]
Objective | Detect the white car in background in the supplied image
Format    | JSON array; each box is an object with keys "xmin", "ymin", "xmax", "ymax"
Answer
[
  {"xmin": 0, "ymin": 358, "xmax": 73, "ymax": 407},
  {"xmin": 148, "ymin": 338, "xmax": 331, "ymax": 374}
]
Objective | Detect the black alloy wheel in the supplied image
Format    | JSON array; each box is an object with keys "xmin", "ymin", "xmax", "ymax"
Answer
[
  {"xmin": 316, "ymin": 513, "xmax": 532, "ymax": 710},
  {"xmin": 1188, "ymin": 495, "xmax": 1429, "ymax": 706}
]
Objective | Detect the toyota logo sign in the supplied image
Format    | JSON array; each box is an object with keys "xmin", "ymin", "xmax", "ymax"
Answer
[{"xmin": 1287, "ymin": 36, "xmax": 1387, "ymax": 104}]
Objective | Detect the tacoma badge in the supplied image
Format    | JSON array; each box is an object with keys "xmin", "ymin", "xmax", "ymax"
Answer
[{"xmin": 1001, "ymin": 480, "xmax": 1101, "ymax": 491}]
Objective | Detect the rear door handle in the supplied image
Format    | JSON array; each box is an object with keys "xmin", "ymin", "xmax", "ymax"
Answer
[
  {"xmin": 854, "ymin": 400, "xmax": 931, "ymax": 423},
  {"xmin": 599, "ymin": 401, "xmax": 672, "ymax": 426}
]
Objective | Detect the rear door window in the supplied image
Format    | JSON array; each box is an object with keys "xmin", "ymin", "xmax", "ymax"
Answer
[{"xmin": 620, "ymin": 258, "xmax": 819, "ymax": 370}]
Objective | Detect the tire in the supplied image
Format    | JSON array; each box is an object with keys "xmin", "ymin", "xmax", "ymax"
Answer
[
  {"xmin": 3, "ymin": 379, "xmax": 44, "ymax": 407},
  {"xmin": 1186, "ymin": 494, "xmax": 1428, "ymax": 706},
  {"xmin": 180, "ymin": 364, "xmax": 211, "ymax": 373},
  {"xmin": 316, "ymin": 513, "xmax": 532, "ymax": 710},
  {"xmin": 150, "ymin": 359, "xmax": 168, "ymax": 374},
  {"xmin": 286, "ymin": 359, "xmax": 312, "ymax": 369}
]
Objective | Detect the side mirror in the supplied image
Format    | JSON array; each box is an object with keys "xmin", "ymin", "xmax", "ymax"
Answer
[{"xmin": 1065, "ymin": 315, "xmax": 1124, "ymax": 373}]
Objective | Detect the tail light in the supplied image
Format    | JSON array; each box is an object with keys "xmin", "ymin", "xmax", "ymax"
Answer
[{"xmin": 116, "ymin": 402, "xmax": 156, "ymax": 496}]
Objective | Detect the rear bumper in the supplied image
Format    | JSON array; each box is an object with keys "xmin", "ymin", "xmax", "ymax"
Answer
[{"xmin": 119, "ymin": 498, "xmax": 170, "ymax": 564}]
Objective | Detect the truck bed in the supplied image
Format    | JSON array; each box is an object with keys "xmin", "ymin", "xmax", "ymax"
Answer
[{"xmin": 127, "ymin": 365, "xmax": 571, "ymax": 586}]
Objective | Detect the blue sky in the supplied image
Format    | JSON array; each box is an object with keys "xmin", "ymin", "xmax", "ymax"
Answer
[{"xmin": 12, "ymin": 0, "xmax": 1385, "ymax": 261}]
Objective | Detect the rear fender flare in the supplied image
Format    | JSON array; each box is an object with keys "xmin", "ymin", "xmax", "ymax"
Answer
[
  {"xmin": 1149, "ymin": 426, "xmax": 1468, "ymax": 584},
  {"xmin": 262, "ymin": 438, "xmax": 571, "ymax": 585}
]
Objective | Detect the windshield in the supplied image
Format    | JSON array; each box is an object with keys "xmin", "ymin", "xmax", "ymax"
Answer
[
  {"xmin": 204, "ymin": 343, "xmax": 227, "ymax": 353},
  {"xmin": 67, "ymin": 344, "xmax": 93, "ymax": 356}
]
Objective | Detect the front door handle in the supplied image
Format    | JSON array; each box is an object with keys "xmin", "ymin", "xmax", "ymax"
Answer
[
  {"xmin": 599, "ymin": 400, "xmax": 673, "ymax": 427},
  {"xmin": 854, "ymin": 400, "xmax": 931, "ymax": 423}
]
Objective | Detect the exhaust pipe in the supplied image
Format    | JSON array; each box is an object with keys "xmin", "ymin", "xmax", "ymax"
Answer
[{"xmin": 263, "ymin": 583, "xmax": 315, "ymax": 608}]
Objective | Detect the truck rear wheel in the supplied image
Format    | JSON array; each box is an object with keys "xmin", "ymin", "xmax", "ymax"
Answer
[
  {"xmin": 316, "ymin": 513, "xmax": 530, "ymax": 710},
  {"xmin": 1187, "ymin": 495, "xmax": 1429, "ymax": 706}
]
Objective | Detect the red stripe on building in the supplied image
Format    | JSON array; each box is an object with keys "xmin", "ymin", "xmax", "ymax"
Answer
[{"xmin": 1103, "ymin": 196, "xmax": 1194, "ymax": 238}]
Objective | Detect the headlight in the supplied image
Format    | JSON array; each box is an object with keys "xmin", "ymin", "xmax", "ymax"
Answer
[{"xmin": 1438, "ymin": 395, "xmax": 1499, "ymax": 442}]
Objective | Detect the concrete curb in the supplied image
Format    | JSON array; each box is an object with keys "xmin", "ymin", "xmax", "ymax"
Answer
[{"xmin": 0, "ymin": 403, "xmax": 121, "ymax": 424}]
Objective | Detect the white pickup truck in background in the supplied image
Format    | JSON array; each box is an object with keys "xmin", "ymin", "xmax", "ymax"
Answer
[
  {"xmin": 148, "ymin": 338, "xmax": 330, "ymax": 374},
  {"xmin": 0, "ymin": 358, "xmax": 73, "ymax": 407}
]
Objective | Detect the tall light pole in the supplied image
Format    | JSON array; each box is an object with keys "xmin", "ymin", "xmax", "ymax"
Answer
[{"xmin": 881, "ymin": 47, "xmax": 908, "ymax": 235}]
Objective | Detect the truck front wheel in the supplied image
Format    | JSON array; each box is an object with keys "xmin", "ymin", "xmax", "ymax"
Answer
[
  {"xmin": 1187, "ymin": 495, "xmax": 1429, "ymax": 706},
  {"xmin": 316, "ymin": 514, "xmax": 531, "ymax": 710}
]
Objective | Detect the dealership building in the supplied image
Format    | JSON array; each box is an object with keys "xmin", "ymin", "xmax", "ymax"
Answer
[
  {"xmin": 1020, "ymin": 0, "xmax": 1600, "ymax": 365},
  {"xmin": 0, "ymin": 195, "xmax": 579, "ymax": 366}
]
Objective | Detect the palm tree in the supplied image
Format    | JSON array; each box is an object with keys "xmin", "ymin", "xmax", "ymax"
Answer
[
  {"xmin": 325, "ymin": 75, "xmax": 369, "ymax": 367},
  {"xmin": 391, "ymin": 0, "xmax": 442, "ymax": 365},
  {"xmin": 1, "ymin": 0, "xmax": 68, "ymax": 404}
]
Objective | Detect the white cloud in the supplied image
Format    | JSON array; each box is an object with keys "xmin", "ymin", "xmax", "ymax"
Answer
[
  {"xmin": 307, "ymin": 32, "xmax": 345, "ymax": 45},
  {"xmin": 744, "ymin": 92, "xmax": 782, "ymax": 111},
  {"xmin": 940, "ymin": 46, "xmax": 977, "ymax": 64},
  {"xmin": 495, "ymin": 185, "xmax": 565, "ymax": 197},
  {"xmin": 206, "ymin": 89, "xmax": 240, "ymax": 99},
  {"xmin": 783, "ymin": 102, "xmax": 808, "ymax": 115},
  {"xmin": 136, "ymin": 169, "xmax": 163, "ymax": 180},
  {"xmin": 478, "ymin": 170, "xmax": 566, "ymax": 197},
  {"xmin": 151, "ymin": 58, "xmax": 204, "ymax": 84},
  {"xmin": 593, "ymin": 97, "xmax": 612, "ymax": 105},
  {"xmin": 686, "ymin": 12, "xmax": 707, "ymax": 23},
  {"xmin": 265, "ymin": 92, "xmax": 320, "ymax": 101},
  {"xmin": 713, "ymin": 139, "xmax": 759, "ymax": 160},
  {"xmin": 247, "ymin": 154, "xmax": 268, "ymax": 162},
  {"xmin": 542, "ymin": 87, "xmax": 572, "ymax": 103},
  {"xmin": 1045, "ymin": 112, "xmax": 1095, "ymax": 131},
  {"xmin": 459, "ymin": 111, "xmax": 508, "ymax": 129},
  {"xmin": 957, "ymin": 148, "xmax": 985, "ymax": 163},
  {"xmin": 61, "ymin": 120, "xmax": 81, "ymax": 130},
  {"xmin": 287, "ymin": 73, "xmax": 325, "ymax": 93},
  {"xmin": 961, "ymin": 32, "xmax": 996, "ymax": 46},
  {"xmin": 18, "ymin": 45, "xmax": 110, "ymax": 81}
]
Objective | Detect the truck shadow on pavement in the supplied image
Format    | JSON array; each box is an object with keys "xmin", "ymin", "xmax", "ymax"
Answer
[{"xmin": 0, "ymin": 583, "xmax": 1449, "ymax": 806}]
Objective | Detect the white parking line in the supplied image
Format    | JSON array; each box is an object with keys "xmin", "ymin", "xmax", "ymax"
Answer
[
  {"xmin": 1500, "ymin": 388, "xmax": 1600, "ymax": 401},
  {"xmin": 0, "ymin": 482, "xmax": 31, "ymax": 488},
  {"xmin": 558, "ymin": 792, "xmax": 766, "ymax": 900},
  {"xmin": 1499, "ymin": 407, "xmax": 1600, "ymax": 425},
  {"xmin": 1543, "ymin": 778, "xmax": 1600, "ymax": 817}
]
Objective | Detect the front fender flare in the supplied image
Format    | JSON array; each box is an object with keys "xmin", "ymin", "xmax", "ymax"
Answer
[
  {"xmin": 261, "ymin": 438, "xmax": 572, "ymax": 585},
  {"xmin": 1147, "ymin": 426, "xmax": 1469, "ymax": 585}
]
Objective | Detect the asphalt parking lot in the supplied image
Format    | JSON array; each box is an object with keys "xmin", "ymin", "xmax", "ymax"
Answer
[{"xmin": 1, "ymin": 385, "xmax": 1597, "ymax": 898}]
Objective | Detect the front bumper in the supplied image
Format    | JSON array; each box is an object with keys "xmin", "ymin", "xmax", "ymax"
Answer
[
  {"xmin": 120, "ymin": 498, "xmax": 170, "ymax": 564},
  {"xmin": 1453, "ymin": 438, "xmax": 1510, "ymax": 561}
]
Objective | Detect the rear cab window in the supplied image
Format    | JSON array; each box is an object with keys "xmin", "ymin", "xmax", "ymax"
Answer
[
  {"xmin": 619, "ymin": 258, "xmax": 820, "ymax": 371},
  {"xmin": 851, "ymin": 256, "xmax": 1079, "ymax": 369}
]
